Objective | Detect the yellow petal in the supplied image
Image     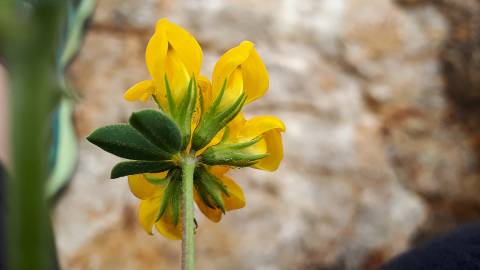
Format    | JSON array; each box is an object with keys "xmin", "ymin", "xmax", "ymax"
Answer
[
  {"xmin": 164, "ymin": 47, "xmax": 191, "ymax": 103},
  {"xmin": 218, "ymin": 175, "xmax": 246, "ymax": 211},
  {"xmin": 245, "ymin": 136, "xmax": 267, "ymax": 156},
  {"xmin": 155, "ymin": 207, "xmax": 182, "ymax": 240},
  {"xmin": 219, "ymin": 67, "xmax": 244, "ymax": 109},
  {"xmin": 241, "ymin": 48, "xmax": 269, "ymax": 104},
  {"xmin": 212, "ymin": 41, "xmax": 253, "ymax": 108},
  {"xmin": 192, "ymin": 75, "xmax": 212, "ymax": 131},
  {"xmin": 128, "ymin": 172, "xmax": 167, "ymax": 200},
  {"xmin": 138, "ymin": 195, "xmax": 162, "ymax": 235},
  {"xmin": 145, "ymin": 19, "xmax": 168, "ymax": 90},
  {"xmin": 225, "ymin": 112, "xmax": 246, "ymax": 140},
  {"xmin": 194, "ymin": 169, "xmax": 245, "ymax": 222},
  {"xmin": 145, "ymin": 19, "xmax": 202, "ymax": 109},
  {"xmin": 124, "ymin": 80, "xmax": 155, "ymax": 101},
  {"xmin": 195, "ymin": 128, "xmax": 225, "ymax": 155},
  {"xmin": 165, "ymin": 20, "xmax": 203, "ymax": 77},
  {"xmin": 212, "ymin": 41, "xmax": 252, "ymax": 93},
  {"xmin": 194, "ymin": 190, "xmax": 222, "ymax": 223},
  {"xmin": 253, "ymin": 129, "xmax": 283, "ymax": 171},
  {"xmin": 212, "ymin": 41, "xmax": 268, "ymax": 108},
  {"xmin": 210, "ymin": 165, "xmax": 230, "ymax": 176},
  {"xmin": 198, "ymin": 75, "xmax": 213, "ymax": 108},
  {"xmin": 138, "ymin": 184, "xmax": 182, "ymax": 239},
  {"xmin": 241, "ymin": 115, "xmax": 285, "ymax": 140}
]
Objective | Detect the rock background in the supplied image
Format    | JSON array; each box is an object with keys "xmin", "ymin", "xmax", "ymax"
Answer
[{"xmin": 53, "ymin": 0, "xmax": 480, "ymax": 269}]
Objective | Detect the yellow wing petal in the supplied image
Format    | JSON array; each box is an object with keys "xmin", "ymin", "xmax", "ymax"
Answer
[
  {"xmin": 241, "ymin": 115, "xmax": 285, "ymax": 140},
  {"xmin": 128, "ymin": 172, "xmax": 167, "ymax": 200},
  {"xmin": 198, "ymin": 75, "xmax": 213, "ymax": 108},
  {"xmin": 155, "ymin": 206, "xmax": 183, "ymax": 240},
  {"xmin": 194, "ymin": 190, "xmax": 222, "ymax": 223},
  {"xmin": 138, "ymin": 195, "xmax": 162, "ymax": 235},
  {"xmin": 123, "ymin": 80, "xmax": 155, "ymax": 101},
  {"xmin": 218, "ymin": 175, "xmax": 246, "ymax": 211},
  {"xmin": 224, "ymin": 112, "xmax": 246, "ymax": 141},
  {"xmin": 253, "ymin": 129, "xmax": 284, "ymax": 171}
]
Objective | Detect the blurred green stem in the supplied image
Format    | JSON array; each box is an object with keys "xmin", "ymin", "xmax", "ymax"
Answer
[
  {"xmin": 181, "ymin": 157, "xmax": 196, "ymax": 270},
  {"xmin": 2, "ymin": 2, "xmax": 65, "ymax": 269}
]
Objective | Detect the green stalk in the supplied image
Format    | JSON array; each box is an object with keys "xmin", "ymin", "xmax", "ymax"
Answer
[
  {"xmin": 181, "ymin": 157, "xmax": 196, "ymax": 270},
  {"xmin": 2, "ymin": 2, "xmax": 65, "ymax": 269}
]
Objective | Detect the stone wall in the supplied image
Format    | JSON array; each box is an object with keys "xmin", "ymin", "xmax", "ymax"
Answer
[{"xmin": 54, "ymin": 0, "xmax": 480, "ymax": 269}]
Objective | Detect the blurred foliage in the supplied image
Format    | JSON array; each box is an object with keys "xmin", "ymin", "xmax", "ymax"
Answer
[{"xmin": 0, "ymin": 0, "xmax": 95, "ymax": 269}]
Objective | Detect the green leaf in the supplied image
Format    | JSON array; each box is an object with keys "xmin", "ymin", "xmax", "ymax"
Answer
[
  {"xmin": 110, "ymin": 161, "xmax": 175, "ymax": 179},
  {"xmin": 87, "ymin": 124, "xmax": 171, "ymax": 160},
  {"xmin": 129, "ymin": 109, "xmax": 182, "ymax": 154}
]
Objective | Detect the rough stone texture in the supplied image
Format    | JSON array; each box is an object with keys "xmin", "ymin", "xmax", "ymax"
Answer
[{"xmin": 53, "ymin": 0, "xmax": 480, "ymax": 269}]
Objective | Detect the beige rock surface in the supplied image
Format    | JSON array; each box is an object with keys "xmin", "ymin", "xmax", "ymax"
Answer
[{"xmin": 53, "ymin": 0, "xmax": 480, "ymax": 269}]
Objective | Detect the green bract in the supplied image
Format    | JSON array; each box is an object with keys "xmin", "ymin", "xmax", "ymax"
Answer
[
  {"xmin": 194, "ymin": 166, "xmax": 230, "ymax": 213},
  {"xmin": 200, "ymin": 136, "xmax": 269, "ymax": 167},
  {"xmin": 163, "ymin": 77, "xmax": 198, "ymax": 150}
]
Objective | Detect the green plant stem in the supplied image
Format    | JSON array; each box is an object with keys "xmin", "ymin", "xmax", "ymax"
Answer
[
  {"xmin": 2, "ymin": 2, "xmax": 65, "ymax": 269},
  {"xmin": 181, "ymin": 157, "xmax": 196, "ymax": 270}
]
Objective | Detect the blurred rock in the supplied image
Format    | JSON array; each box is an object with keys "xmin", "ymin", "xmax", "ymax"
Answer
[{"xmin": 54, "ymin": 0, "xmax": 480, "ymax": 269}]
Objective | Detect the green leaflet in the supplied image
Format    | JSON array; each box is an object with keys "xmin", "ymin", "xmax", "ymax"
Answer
[
  {"xmin": 110, "ymin": 160, "xmax": 175, "ymax": 179},
  {"xmin": 129, "ymin": 109, "xmax": 182, "ymax": 154},
  {"xmin": 87, "ymin": 124, "xmax": 171, "ymax": 160}
]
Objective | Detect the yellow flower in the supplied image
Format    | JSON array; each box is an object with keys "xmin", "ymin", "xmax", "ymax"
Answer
[
  {"xmin": 210, "ymin": 41, "xmax": 269, "ymax": 110},
  {"xmin": 221, "ymin": 113, "xmax": 285, "ymax": 171},
  {"xmin": 119, "ymin": 19, "xmax": 284, "ymax": 240},
  {"xmin": 129, "ymin": 173, "xmax": 183, "ymax": 239},
  {"xmin": 123, "ymin": 18, "xmax": 202, "ymax": 110}
]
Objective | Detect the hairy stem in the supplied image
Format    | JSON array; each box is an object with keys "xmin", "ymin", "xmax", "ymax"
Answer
[{"xmin": 181, "ymin": 157, "xmax": 196, "ymax": 270}]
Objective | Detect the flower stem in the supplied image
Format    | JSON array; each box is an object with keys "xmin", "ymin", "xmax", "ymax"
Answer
[{"xmin": 181, "ymin": 157, "xmax": 196, "ymax": 270}]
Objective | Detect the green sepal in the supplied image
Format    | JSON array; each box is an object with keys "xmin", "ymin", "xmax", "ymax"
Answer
[
  {"xmin": 167, "ymin": 76, "xmax": 198, "ymax": 150},
  {"xmin": 194, "ymin": 167, "xmax": 229, "ymax": 213},
  {"xmin": 200, "ymin": 136, "xmax": 269, "ymax": 167},
  {"xmin": 110, "ymin": 160, "xmax": 175, "ymax": 179},
  {"xmin": 156, "ymin": 169, "xmax": 182, "ymax": 223},
  {"xmin": 129, "ymin": 109, "xmax": 182, "ymax": 154},
  {"xmin": 87, "ymin": 124, "xmax": 171, "ymax": 160},
  {"xmin": 192, "ymin": 82, "xmax": 246, "ymax": 151}
]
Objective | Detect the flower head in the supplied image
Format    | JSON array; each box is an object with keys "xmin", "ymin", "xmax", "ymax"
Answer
[{"xmin": 87, "ymin": 19, "xmax": 285, "ymax": 240}]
